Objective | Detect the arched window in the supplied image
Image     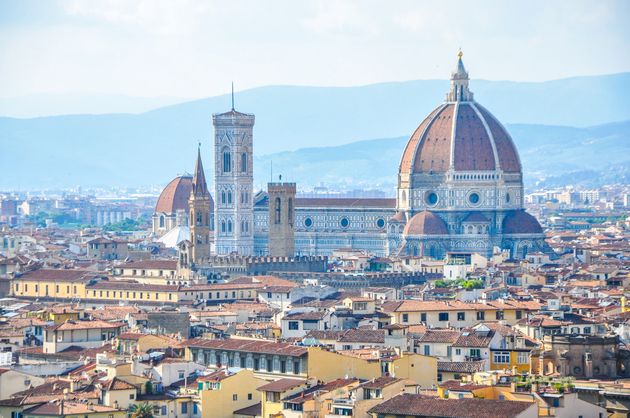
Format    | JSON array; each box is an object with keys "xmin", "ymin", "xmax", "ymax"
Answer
[
  {"xmin": 223, "ymin": 151, "xmax": 231, "ymax": 172},
  {"xmin": 221, "ymin": 221, "xmax": 226, "ymax": 233},
  {"xmin": 241, "ymin": 152, "xmax": 247, "ymax": 172},
  {"xmin": 221, "ymin": 191, "xmax": 226, "ymax": 204},
  {"xmin": 227, "ymin": 191, "xmax": 232, "ymax": 204},
  {"xmin": 227, "ymin": 220, "xmax": 232, "ymax": 233},
  {"xmin": 288, "ymin": 198, "xmax": 293, "ymax": 226},
  {"xmin": 159, "ymin": 215, "xmax": 165, "ymax": 228},
  {"xmin": 190, "ymin": 211, "xmax": 194, "ymax": 226},
  {"xmin": 274, "ymin": 197, "xmax": 281, "ymax": 224}
]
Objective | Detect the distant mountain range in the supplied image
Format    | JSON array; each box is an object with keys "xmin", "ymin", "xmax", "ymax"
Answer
[{"xmin": 0, "ymin": 73, "xmax": 629, "ymax": 190}]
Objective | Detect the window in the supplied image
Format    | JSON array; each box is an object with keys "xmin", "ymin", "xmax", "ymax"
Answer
[
  {"xmin": 583, "ymin": 327, "xmax": 591, "ymax": 334},
  {"xmin": 161, "ymin": 406, "xmax": 167, "ymax": 415},
  {"xmin": 476, "ymin": 311, "xmax": 485, "ymax": 320},
  {"xmin": 179, "ymin": 371, "xmax": 185, "ymax": 379},
  {"xmin": 275, "ymin": 197, "xmax": 281, "ymax": 224},
  {"xmin": 223, "ymin": 150, "xmax": 231, "ymax": 172},
  {"xmin": 455, "ymin": 348, "xmax": 461, "ymax": 355},
  {"xmin": 241, "ymin": 152, "xmax": 248, "ymax": 172},
  {"xmin": 248, "ymin": 393, "xmax": 253, "ymax": 400},
  {"xmin": 376, "ymin": 218, "xmax": 385, "ymax": 228},
  {"xmin": 438, "ymin": 312, "xmax": 449, "ymax": 321},
  {"xmin": 423, "ymin": 345, "xmax": 430, "ymax": 355},
  {"xmin": 468, "ymin": 192, "xmax": 480, "ymax": 204},
  {"xmin": 517, "ymin": 352, "xmax": 528, "ymax": 364},
  {"xmin": 493, "ymin": 351, "xmax": 510, "ymax": 364},
  {"xmin": 181, "ymin": 402, "xmax": 188, "ymax": 413},
  {"xmin": 232, "ymin": 394, "xmax": 238, "ymax": 401},
  {"xmin": 129, "ymin": 394, "xmax": 135, "ymax": 400},
  {"xmin": 426, "ymin": 191, "xmax": 438, "ymax": 205},
  {"xmin": 340, "ymin": 217, "xmax": 349, "ymax": 228},
  {"xmin": 304, "ymin": 217, "xmax": 313, "ymax": 227},
  {"xmin": 470, "ymin": 348, "xmax": 481, "ymax": 358},
  {"xmin": 402, "ymin": 313, "xmax": 409, "ymax": 323},
  {"xmin": 515, "ymin": 310, "xmax": 522, "ymax": 320},
  {"xmin": 288, "ymin": 321, "xmax": 299, "ymax": 330},
  {"xmin": 457, "ymin": 312, "xmax": 465, "ymax": 321},
  {"xmin": 420, "ymin": 313, "xmax": 427, "ymax": 322},
  {"xmin": 496, "ymin": 311, "xmax": 504, "ymax": 320}
]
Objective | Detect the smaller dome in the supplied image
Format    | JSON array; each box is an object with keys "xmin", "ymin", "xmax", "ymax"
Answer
[
  {"xmin": 502, "ymin": 210, "xmax": 543, "ymax": 234},
  {"xmin": 155, "ymin": 176, "xmax": 193, "ymax": 213},
  {"xmin": 403, "ymin": 210, "xmax": 448, "ymax": 236},
  {"xmin": 389, "ymin": 211, "xmax": 406, "ymax": 223}
]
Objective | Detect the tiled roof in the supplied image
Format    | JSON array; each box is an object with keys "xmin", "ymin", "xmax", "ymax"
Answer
[
  {"xmin": 337, "ymin": 329, "xmax": 385, "ymax": 344},
  {"xmin": 437, "ymin": 360, "xmax": 486, "ymax": 373},
  {"xmin": 403, "ymin": 210, "xmax": 449, "ymax": 236},
  {"xmin": 48, "ymin": 319, "xmax": 124, "ymax": 332},
  {"xmin": 283, "ymin": 311, "xmax": 328, "ymax": 321},
  {"xmin": 502, "ymin": 210, "xmax": 543, "ymax": 234},
  {"xmin": 23, "ymin": 400, "xmax": 119, "ymax": 415},
  {"xmin": 234, "ymin": 402, "xmax": 261, "ymax": 416},
  {"xmin": 416, "ymin": 329, "xmax": 460, "ymax": 344},
  {"xmin": 368, "ymin": 393, "xmax": 533, "ymax": 418},
  {"xmin": 87, "ymin": 280, "xmax": 180, "ymax": 292},
  {"xmin": 453, "ymin": 329, "xmax": 494, "ymax": 348},
  {"xmin": 361, "ymin": 376, "xmax": 401, "ymax": 389},
  {"xmin": 119, "ymin": 260, "xmax": 178, "ymax": 270},
  {"xmin": 183, "ymin": 338, "xmax": 308, "ymax": 357},
  {"xmin": 155, "ymin": 175, "xmax": 193, "ymax": 213},
  {"xmin": 101, "ymin": 377, "xmax": 136, "ymax": 391},
  {"xmin": 257, "ymin": 378, "xmax": 305, "ymax": 392},
  {"xmin": 17, "ymin": 269, "xmax": 102, "ymax": 282}
]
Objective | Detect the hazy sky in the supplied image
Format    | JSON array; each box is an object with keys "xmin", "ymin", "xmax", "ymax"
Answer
[{"xmin": 1, "ymin": 0, "xmax": 629, "ymax": 99}]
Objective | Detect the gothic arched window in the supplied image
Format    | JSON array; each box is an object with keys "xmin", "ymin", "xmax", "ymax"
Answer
[
  {"xmin": 227, "ymin": 191, "xmax": 232, "ymax": 204},
  {"xmin": 274, "ymin": 197, "xmax": 281, "ymax": 224},
  {"xmin": 221, "ymin": 191, "xmax": 226, "ymax": 204},
  {"xmin": 221, "ymin": 221, "xmax": 226, "ymax": 233},
  {"xmin": 227, "ymin": 220, "xmax": 232, "ymax": 233},
  {"xmin": 196, "ymin": 211, "xmax": 202, "ymax": 226},
  {"xmin": 159, "ymin": 215, "xmax": 165, "ymax": 228},
  {"xmin": 223, "ymin": 151, "xmax": 231, "ymax": 173},
  {"xmin": 241, "ymin": 152, "xmax": 247, "ymax": 172}
]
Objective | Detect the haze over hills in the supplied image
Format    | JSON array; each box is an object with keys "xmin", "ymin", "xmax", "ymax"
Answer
[{"xmin": 0, "ymin": 73, "xmax": 629, "ymax": 190}]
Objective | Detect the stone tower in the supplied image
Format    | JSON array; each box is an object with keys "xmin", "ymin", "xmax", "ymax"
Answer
[
  {"xmin": 189, "ymin": 145, "xmax": 212, "ymax": 264},
  {"xmin": 267, "ymin": 182, "xmax": 296, "ymax": 257},
  {"xmin": 212, "ymin": 103, "xmax": 255, "ymax": 255}
]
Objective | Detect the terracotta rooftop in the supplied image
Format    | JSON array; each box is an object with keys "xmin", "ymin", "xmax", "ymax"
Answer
[
  {"xmin": 119, "ymin": 260, "xmax": 178, "ymax": 270},
  {"xmin": 183, "ymin": 338, "xmax": 308, "ymax": 357},
  {"xmin": 16, "ymin": 269, "xmax": 102, "ymax": 283},
  {"xmin": 403, "ymin": 210, "xmax": 448, "ymax": 236},
  {"xmin": 368, "ymin": 393, "xmax": 533, "ymax": 418},
  {"xmin": 257, "ymin": 378, "xmax": 305, "ymax": 392}
]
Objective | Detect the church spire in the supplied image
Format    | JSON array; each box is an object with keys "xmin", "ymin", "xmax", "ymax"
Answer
[
  {"xmin": 446, "ymin": 50, "xmax": 473, "ymax": 102},
  {"xmin": 192, "ymin": 143, "xmax": 209, "ymax": 197}
]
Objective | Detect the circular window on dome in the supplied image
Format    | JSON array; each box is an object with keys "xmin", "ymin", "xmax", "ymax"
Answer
[
  {"xmin": 468, "ymin": 192, "xmax": 480, "ymax": 205},
  {"xmin": 376, "ymin": 218, "xmax": 385, "ymax": 229},
  {"xmin": 425, "ymin": 191, "xmax": 438, "ymax": 206},
  {"xmin": 506, "ymin": 192, "xmax": 511, "ymax": 203},
  {"xmin": 340, "ymin": 217, "xmax": 350, "ymax": 228},
  {"xmin": 304, "ymin": 217, "xmax": 313, "ymax": 228}
]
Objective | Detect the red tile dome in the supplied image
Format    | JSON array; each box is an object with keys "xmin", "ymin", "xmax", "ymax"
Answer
[
  {"xmin": 502, "ymin": 210, "xmax": 543, "ymax": 234},
  {"xmin": 155, "ymin": 176, "xmax": 194, "ymax": 213},
  {"xmin": 403, "ymin": 210, "xmax": 449, "ymax": 236},
  {"xmin": 399, "ymin": 54, "xmax": 521, "ymax": 177}
]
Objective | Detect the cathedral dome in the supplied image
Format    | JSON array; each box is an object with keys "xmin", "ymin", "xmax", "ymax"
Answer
[
  {"xmin": 502, "ymin": 210, "xmax": 543, "ymax": 234},
  {"xmin": 399, "ymin": 54, "xmax": 521, "ymax": 177},
  {"xmin": 403, "ymin": 210, "xmax": 448, "ymax": 236},
  {"xmin": 155, "ymin": 175, "xmax": 193, "ymax": 213}
]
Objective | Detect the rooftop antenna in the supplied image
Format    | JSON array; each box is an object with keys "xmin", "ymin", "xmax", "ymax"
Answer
[{"xmin": 231, "ymin": 81, "xmax": 235, "ymax": 110}]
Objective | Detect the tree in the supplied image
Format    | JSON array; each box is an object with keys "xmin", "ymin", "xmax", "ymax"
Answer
[{"xmin": 130, "ymin": 403, "xmax": 154, "ymax": 418}]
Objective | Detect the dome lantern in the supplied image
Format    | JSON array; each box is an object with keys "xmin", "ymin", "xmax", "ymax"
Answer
[{"xmin": 446, "ymin": 50, "xmax": 473, "ymax": 102}]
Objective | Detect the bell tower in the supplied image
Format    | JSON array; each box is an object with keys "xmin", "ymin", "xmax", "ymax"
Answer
[
  {"xmin": 213, "ymin": 92, "xmax": 255, "ymax": 255},
  {"xmin": 189, "ymin": 145, "xmax": 212, "ymax": 264}
]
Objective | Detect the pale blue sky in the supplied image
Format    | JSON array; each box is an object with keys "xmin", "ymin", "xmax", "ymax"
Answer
[{"xmin": 1, "ymin": 0, "xmax": 629, "ymax": 99}]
